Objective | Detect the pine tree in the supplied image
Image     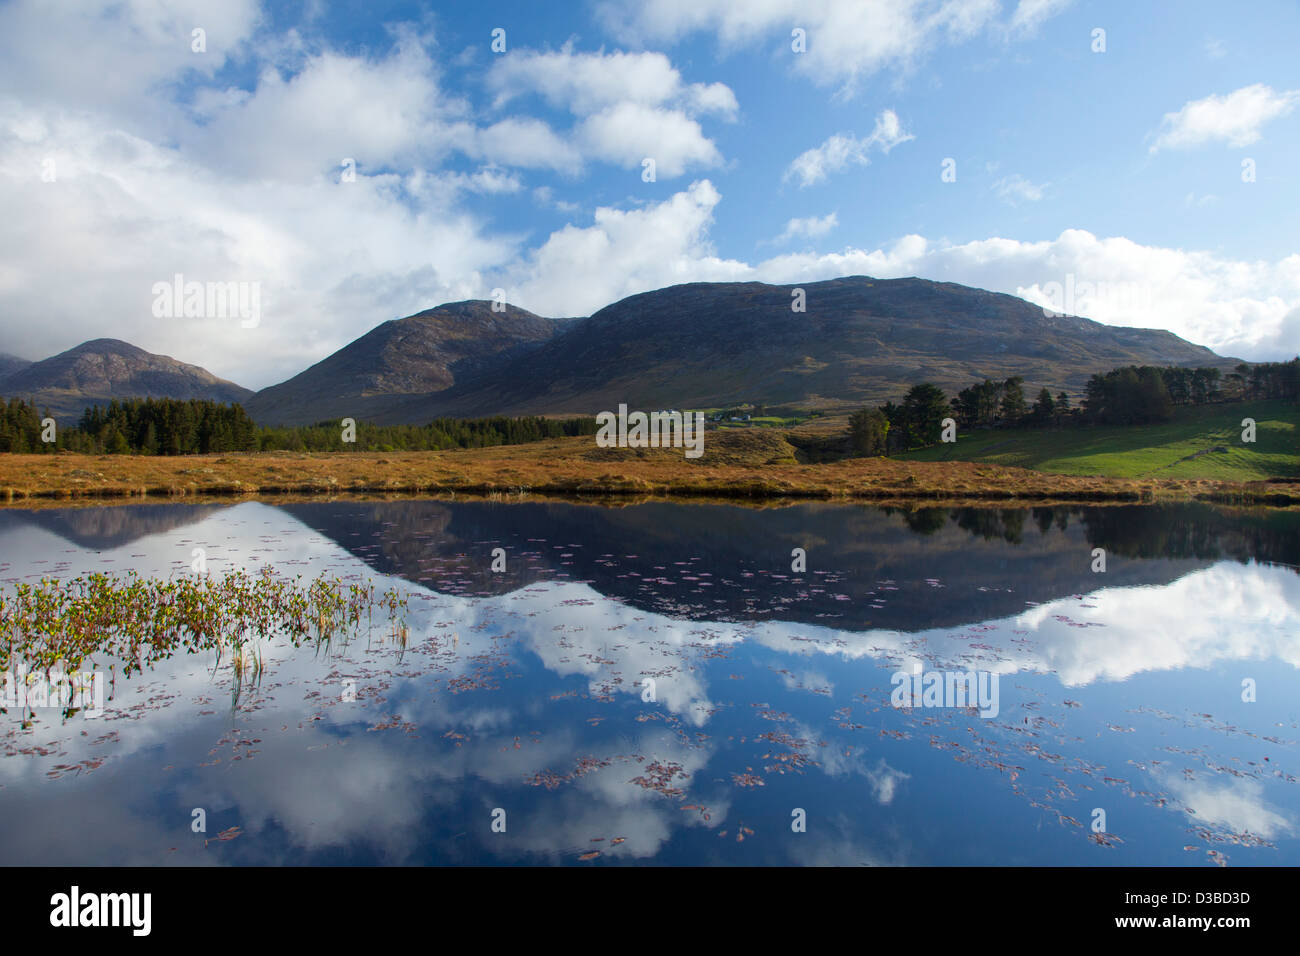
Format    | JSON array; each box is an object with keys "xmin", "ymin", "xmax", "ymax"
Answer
[
  {"xmin": 999, "ymin": 376, "xmax": 1027, "ymax": 425},
  {"xmin": 1031, "ymin": 387, "xmax": 1055, "ymax": 424}
]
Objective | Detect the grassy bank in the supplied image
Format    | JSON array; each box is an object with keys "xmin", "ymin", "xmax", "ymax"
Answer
[
  {"xmin": 899, "ymin": 399, "xmax": 1298, "ymax": 480},
  {"xmin": 0, "ymin": 425, "xmax": 1296, "ymax": 506}
]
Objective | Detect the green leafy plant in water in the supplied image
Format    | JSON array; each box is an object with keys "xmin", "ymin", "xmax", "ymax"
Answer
[{"xmin": 0, "ymin": 569, "xmax": 410, "ymax": 681}]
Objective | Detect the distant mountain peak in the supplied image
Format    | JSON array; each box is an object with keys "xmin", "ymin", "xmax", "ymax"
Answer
[
  {"xmin": 1, "ymin": 339, "xmax": 253, "ymax": 422},
  {"xmin": 71, "ymin": 337, "xmax": 146, "ymax": 353}
]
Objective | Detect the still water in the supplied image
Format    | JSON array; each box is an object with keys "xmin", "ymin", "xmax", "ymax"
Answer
[{"xmin": 1, "ymin": 499, "xmax": 1297, "ymax": 865}]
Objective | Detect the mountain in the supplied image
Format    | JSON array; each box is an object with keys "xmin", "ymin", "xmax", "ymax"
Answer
[
  {"xmin": 0, "ymin": 338, "xmax": 253, "ymax": 422},
  {"xmin": 370, "ymin": 276, "xmax": 1240, "ymax": 422},
  {"xmin": 243, "ymin": 301, "xmax": 571, "ymax": 426},
  {"xmin": 0, "ymin": 353, "xmax": 31, "ymax": 382}
]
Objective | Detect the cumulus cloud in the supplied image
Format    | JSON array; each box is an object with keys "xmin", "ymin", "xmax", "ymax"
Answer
[
  {"xmin": 597, "ymin": 0, "xmax": 1064, "ymax": 92},
  {"xmin": 486, "ymin": 48, "xmax": 734, "ymax": 177},
  {"xmin": 488, "ymin": 48, "xmax": 737, "ymax": 120},
  {"xmin": 506, "ymin": 179, "xmax": 750, "ymax": 316},
  {"xmin": 473, "ymin": 117, "xmax": 584, "ymax": 173},
  {"xmin": 578, "ymin": 103, "xmax": 722, "ymax": 177},
  {"xmin": 784, "ymin": 110, "xmax": 913, "ymax": 187},
  {"xmin": 0, "ymin": 0, "xmax": 263, "ymax": 121},
  {"xmin": 1150, "ymin": 83, "xmax": 1300, "ymax": 152},
  {"xmin": 182, "ymin": 37, "xmax": 462, "ymax": 179}
]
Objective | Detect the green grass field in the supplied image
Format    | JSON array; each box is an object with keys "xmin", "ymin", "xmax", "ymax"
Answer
[
  {"xmin": 688, "ymin": 408, "xmax": 810, "ymax": 429},
  {"xmin": 899, "ymin": 400, "xmax": 1299, "ymax": 480}
]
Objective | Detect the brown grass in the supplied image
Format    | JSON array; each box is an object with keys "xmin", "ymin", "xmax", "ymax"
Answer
[{"xmin": 1, "ymin": 429, "xmax": 1296, "ymax": 509}]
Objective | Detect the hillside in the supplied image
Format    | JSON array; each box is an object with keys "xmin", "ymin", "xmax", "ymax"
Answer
[
  {"xmin": 0, "ymin": 353, "xmax": 31, "ymax": 381},
  {"xmin": 0, "ymin": 339, "xmax": 253, "ymax": 423},
  {"xmin": 253, "ymin": 276, "xmax": 1237, "ymax": 424},
  {"xmin": 243, "ymin": 301, "xmax": 568, "ymax": 426},
  {"xmin": 900, "ymin": 399, "xmax": 1299, "ymax": 480}
]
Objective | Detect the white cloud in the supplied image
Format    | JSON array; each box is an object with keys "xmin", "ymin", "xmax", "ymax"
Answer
[
  {"xmin": 532, "ymin": 186, "xmax": 579, "ymax": 213},
  {"xmin": 507, "ymin": 179, "xmax": 750, "ymax": 316},
  {"xmin": 488, "ymin": 48, "xmax": 737, "ymax": 120},
  {"xmin": 0, "ymin": 0, "xmax": 262, "ymax": 122},
  {"xmin": 486, "ymin": 48, "xmax": 734, "ymax": 177},
  {"xmin": 597, "ymin": 0, "xmax": 1064, "ymax": 92},
  {"xmin": 994, "ymin": 173, "xmax": 1047, "ymax": 204},
  {"xmin": 578, "ymin": 103, "xmax": 723, "ymax": 177},
  {"xmin": 473, "ymin": 117, "xmax": 584, "ymax": 173},
  {"xmin": 784, "ymin": 110, "xmax": 913, "ymax": 187},
  {"xmin": 772, "ymin": 212, "xmax": 839, "ymax": 244},
  {"xmin": 183, "ymin": 37, "xmax": 461, "ymax": 179},
  {"xmin": 685, "ymin": 81, "xmax": 740, "ymax": 119},
  {"xmin": 1008, "ymin": 0, "xmax": 1074, "ymax": 36},
  {"xmin": 1150, "ymin": 83, "xmax": 1300, "ymax": 152},
  {"xmin": 444, "ymin": 166, "xmax": 524, "ymax": 194}
]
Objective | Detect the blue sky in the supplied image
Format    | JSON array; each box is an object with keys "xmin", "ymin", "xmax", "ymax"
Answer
[{"xmin": 1, "ymin": 0, "xmax": 1298, "ymax": 388}]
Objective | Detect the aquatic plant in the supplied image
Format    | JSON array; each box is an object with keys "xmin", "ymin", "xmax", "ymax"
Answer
[{"xmin": 0, "ymin": 567, "xmax": 409, "ymax": 678}]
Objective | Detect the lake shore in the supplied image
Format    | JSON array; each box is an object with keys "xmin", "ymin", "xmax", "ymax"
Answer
[{"xmin": 2, "ymin": 433, "xmax": 1297, "ymax": 508}]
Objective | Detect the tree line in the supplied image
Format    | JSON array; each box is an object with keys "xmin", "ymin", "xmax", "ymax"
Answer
[
  {"xmin": 849, "ymin": 357, "xmax": 1298, "ymax": 455},
  {"xmin": 0, "ymin": 396, "xmax": 598, "ymax": 454}
]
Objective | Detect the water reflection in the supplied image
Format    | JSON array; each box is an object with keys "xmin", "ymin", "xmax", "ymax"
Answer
[{"xmin": 0, "ymin": 498, "xmax": 1296, "ymax": 866}]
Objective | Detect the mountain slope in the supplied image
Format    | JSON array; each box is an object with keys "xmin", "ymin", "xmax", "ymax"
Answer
[
  {"xmin": 393, "ymin": 276, "xmax": 1240, "ymax": 420},
  {"xmin": 0, "ymin": 353, "xmax": 31, "ymax": 382},
  {"xmin": 0, "ymin": 339, "xmax": 253, "ymax": 422},
  {"xmin": 244, "ymin": 301, "xmax": 567, "ymax": 426}
]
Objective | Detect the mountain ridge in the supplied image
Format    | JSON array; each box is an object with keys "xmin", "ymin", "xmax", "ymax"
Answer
[
  {"xmin": 352, "ymin": 275, "xmax": 1240, "ymax": 424},
  {"xmin": 4, "ymin": 277, "xmax": 1245, "ymax": 426}
]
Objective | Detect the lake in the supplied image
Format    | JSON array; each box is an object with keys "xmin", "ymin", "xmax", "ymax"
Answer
[{"xmin": 1, "ymin": 498, "xmax": 1297, "ymax": 866}]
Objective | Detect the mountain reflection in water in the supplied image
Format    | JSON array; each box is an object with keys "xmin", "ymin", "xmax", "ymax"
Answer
[{"xmin": 0, "ymin": 499, "xmax": 1296, "ymax": 866}]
